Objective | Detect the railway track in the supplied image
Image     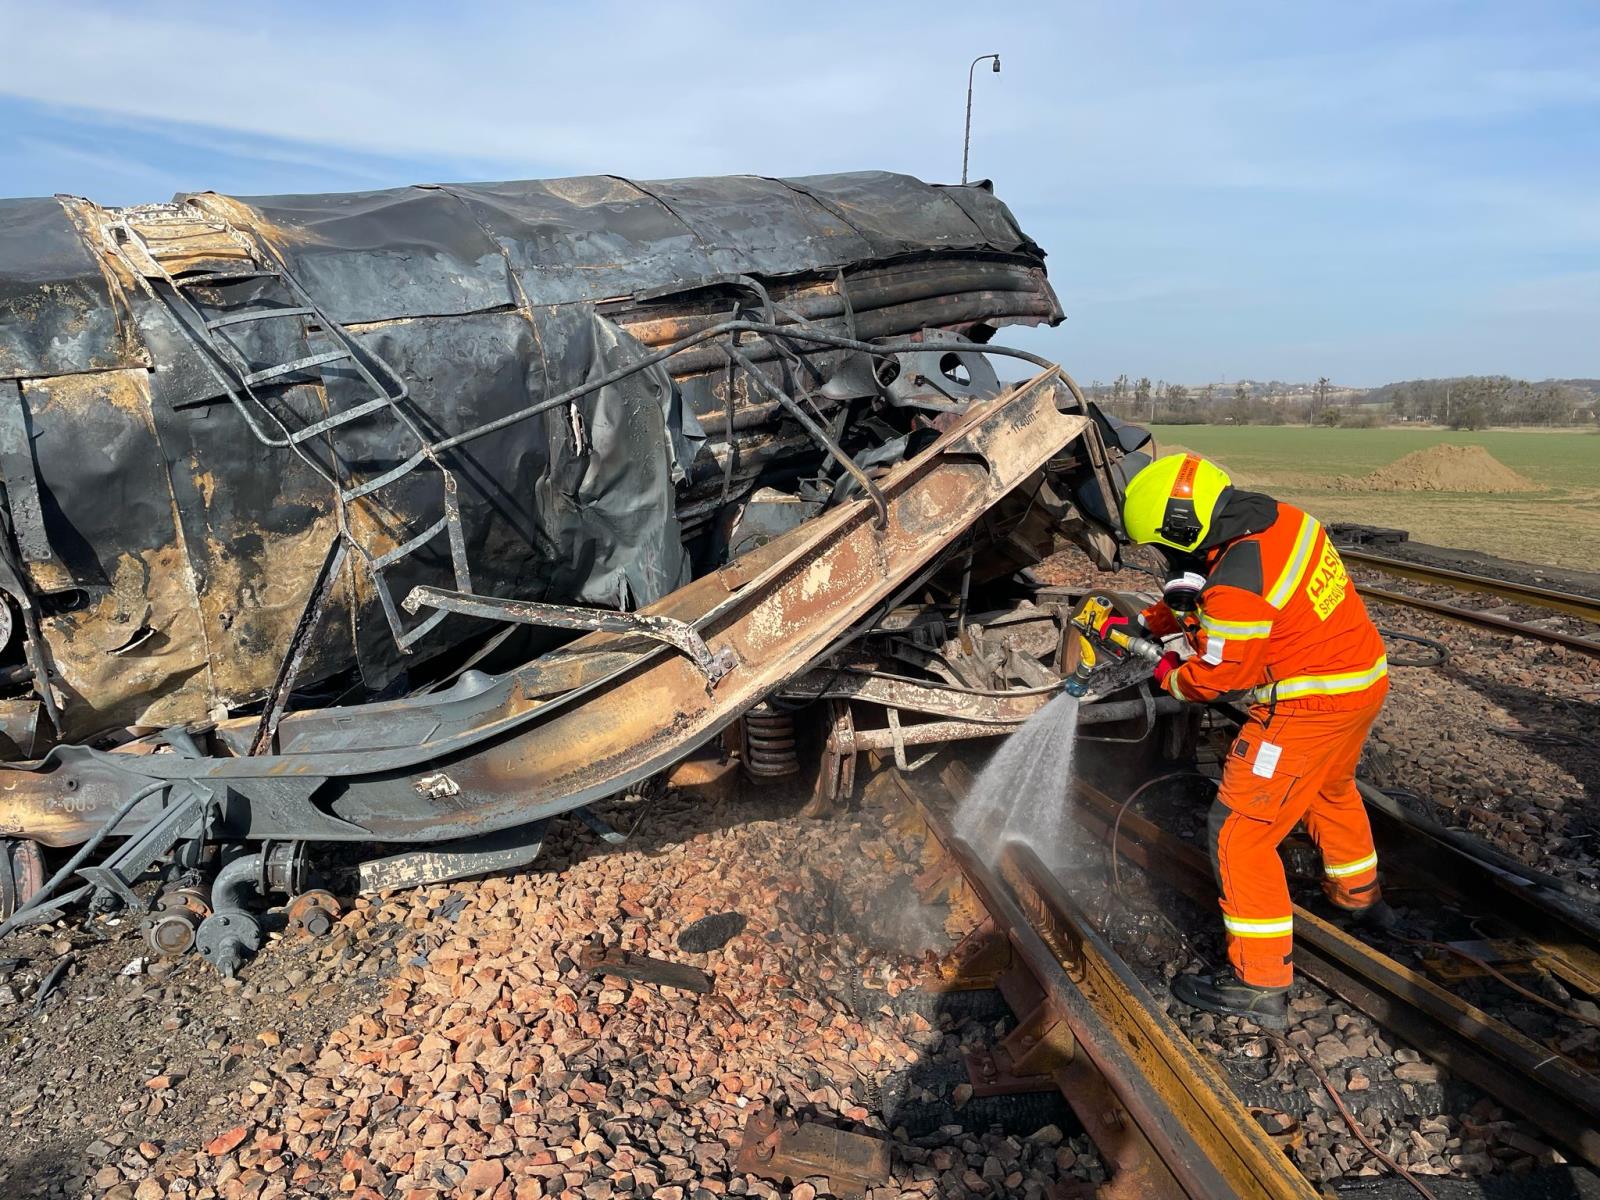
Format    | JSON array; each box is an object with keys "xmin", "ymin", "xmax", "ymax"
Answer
[
  {"xmin": 888, "ymin": 748, "xmax": 1600, "ymax": 1198},
  {"xmin": 894, "ymin": 768, "xmax": 1317, "ymax": 1200},
  {"xmin": 1342, "ymin": 546, "xmax": 1600, "ymax": 656}
]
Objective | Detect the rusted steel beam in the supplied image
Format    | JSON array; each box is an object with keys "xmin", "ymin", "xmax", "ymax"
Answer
[
  {"xmin": 577, "ymin": 938, "xmax": 713, "ymax": 995},
  {"xmin": 823, "ymin": 697, "xmax": 1184, "ymax": 754},
  {"xmin": 783, "ymin": 668, "xmax": 1056, "ymax": 724},
  {"xmin": 1069, "ymin": 780, "xmax": 1600, "ymax": 1171},
  {"xmin": 402, "ymin": 586, "xmax": 733, "ymax": 682},
  {"xmin": 0, "ymin": 371, "xmax": 1099, "ymax": 851},
  {"xmin": 788, "ymin": 666, "xmax": 1181, "ymax": 722},
  {"xmin": 999, "ymin": 841, "xmax": 1315, "ymax": 1200},
  {"xmin": 734, "ymin": 1106, "xmax": 890, "ymax": 1200}
]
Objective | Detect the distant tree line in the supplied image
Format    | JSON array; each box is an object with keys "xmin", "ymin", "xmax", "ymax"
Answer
[
  {"xmin": 1083, "ymin": 374, "xmax": 1598, "ymax": 429},
  {"xmin": 1366, "ymin": 377, "xmax": 1594, "ymax": 429}
]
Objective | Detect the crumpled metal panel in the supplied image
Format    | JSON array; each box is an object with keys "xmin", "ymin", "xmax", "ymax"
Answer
[
  {"xmin": 190, "ymin": 187, "xmax": 518, "ymax": 323},
  {"xmin": 779, "ymin": 171, "xmax": 1005, "ymax": 258},
  {"xmin": 0, "ymin": 197, "xmax": 134, "ymax": 380},
  {"xmin": 206, "ymin": 172, "xmax": 1042, "ymax": 321},
  {"xmin": 440, "ymin": 176, "xmax": 729, "ymax": 309},
  {"xmin": 22, "ymin": 366, "xmax": 216, "ymax": 731}
]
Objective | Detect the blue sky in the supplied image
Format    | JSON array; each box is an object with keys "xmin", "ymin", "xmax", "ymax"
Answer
[{"xmin": 1, "ymin": 1, "xmax": 1594, "ymax": 387}]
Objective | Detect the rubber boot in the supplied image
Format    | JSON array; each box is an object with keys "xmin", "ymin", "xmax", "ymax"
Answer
[
  {"xmin": 1171, "ymin": 970, "xmax": 1289, "ymax": 1029},
  {"xmin": 1348, "ymin": 899, "xmax": 1400, "ymax": 933}
]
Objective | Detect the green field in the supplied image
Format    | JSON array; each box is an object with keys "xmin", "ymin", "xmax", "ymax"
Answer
[{"xmin": 1146, "ymin": 426, "xmax": 1600, "ymax": 569}]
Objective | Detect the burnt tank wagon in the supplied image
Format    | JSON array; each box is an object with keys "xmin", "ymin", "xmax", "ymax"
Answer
[
  {"xmin": 0, "ymin": 171, "xmax": 1155, "ymax": 972},
  {"xmin": 0, "ymin": 173, "xmax": 1063, "ymax": 748}
]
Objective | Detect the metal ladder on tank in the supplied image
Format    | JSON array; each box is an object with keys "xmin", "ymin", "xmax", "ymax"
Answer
[{"xmin": 105, "ymin": 206, "xmax": 471, "ymax": 650}]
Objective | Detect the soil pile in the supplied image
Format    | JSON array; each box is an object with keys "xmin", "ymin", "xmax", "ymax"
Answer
[{"xmin": 1333, "ymin": 444, "xmax": 1540, "ymax": 493}]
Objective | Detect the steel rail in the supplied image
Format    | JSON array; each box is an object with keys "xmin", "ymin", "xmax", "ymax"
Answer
[
  {"xmin": 898, "ymin": 773, "xmax": 1316, "ymax": 1200},
  {"xmin": 1354, "ymin": 780, "xmax": 1600, "ymax": 984},
  {"xmin": 1069, "ymin": 779, "xmax": 1600, "ymax": 1171},
  {"xmin": 998, "ymin": 841, "xmax": 1316, "ymax": 1200},
  {"xmin": 1342, "ymin": 549, "xmax": 1600, "ymax": 625},
  {"xmin": 1357, "ymin": 584, "xmax": 1600, "ymax": 656}
]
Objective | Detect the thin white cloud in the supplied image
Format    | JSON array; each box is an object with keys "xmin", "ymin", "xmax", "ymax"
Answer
[
  {"xmin": 0, "ymin": 2, "xmax": 910, "ymax": 177},
  {"xmin": 1, "ymin": 0, "xmax": 1593, "ymax": 383},
  {"xmin": 2, "ymin": 2, "xmax": 1593, "ymax": 214},
  {"xmin": 11, "ymin": 134, "xmax": 182, "ymax": 190}
]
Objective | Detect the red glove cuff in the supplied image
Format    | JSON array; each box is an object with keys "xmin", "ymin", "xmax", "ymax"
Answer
[{"xmin": 1152, "ymin": 650, "xmax": 1181, "ymax": 686}]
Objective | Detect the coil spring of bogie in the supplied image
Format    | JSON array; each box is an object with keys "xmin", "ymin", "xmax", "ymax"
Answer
[{"xmin": 743, "ymin": 703, "xmax": 800, "ymax": 778}]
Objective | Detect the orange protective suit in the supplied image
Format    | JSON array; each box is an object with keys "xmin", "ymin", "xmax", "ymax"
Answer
[{"xmin": 1143, "ymin": 500, "xmax": 1388, "ymax": 988}]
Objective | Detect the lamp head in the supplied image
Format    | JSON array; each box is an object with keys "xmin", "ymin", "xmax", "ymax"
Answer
[{"xmin": 992, "ymin": 55, "xmax": 1001, "ymax": 72}]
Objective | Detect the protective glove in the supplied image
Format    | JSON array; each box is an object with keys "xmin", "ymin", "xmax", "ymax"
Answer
[{"xmin": 1152, "ymin": 650, "xmax": 1181, "ymax": 688}]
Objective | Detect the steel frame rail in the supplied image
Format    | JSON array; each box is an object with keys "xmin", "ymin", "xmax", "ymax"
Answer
[
  {"xmin": 1355, "ymin": 780, "xmax": 1600, "ymax": 980},
  {"xmin": 0, "ymin": 370, "xmax": 1103, "ymax": 853},
  {"xmin": 1344, "ymin": 548, "xmax": 1600, "ymax": 655},
  {"xmin": 1356, "ymin": 584, "xmax": 1600, "ymax": 656}
]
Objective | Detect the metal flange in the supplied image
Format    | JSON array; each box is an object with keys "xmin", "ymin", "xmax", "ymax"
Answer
[
  {"xmin": 140, "ymin": 885, "xmax": 212, "ymax": 957},
  {"xmin": 195, "ymin": 911, "xmax": 262, "ymax": 979},
  {"xmin": 284, "ymin": 888, "xmax": 340, "ymax": 938}
]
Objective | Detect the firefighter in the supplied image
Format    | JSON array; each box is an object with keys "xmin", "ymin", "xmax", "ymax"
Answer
[{"xmin": 1116, "ymin": 452, "xmax": 1395, "ymax": 1028}]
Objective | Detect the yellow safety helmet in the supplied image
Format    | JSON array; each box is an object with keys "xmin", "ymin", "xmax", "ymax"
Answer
[{"xmin": 1119, "ymin": 453, "xmax": 1231, "ymax": 551}]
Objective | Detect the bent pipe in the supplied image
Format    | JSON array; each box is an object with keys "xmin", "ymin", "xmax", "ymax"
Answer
[
  {"xmin": 428, "ymin": 321, "xmax": 1078, "ymax": 455},
  {"xmin": 194, "ymin": 852, "xmax": 272, "ymax": 978},
  {"xmin": 210, "ymin": 852, "xmax": 265, "ymax": 917},
  {"xmin": 618, "ymin": 259, "xmax": 1052, "ymax": 346}
]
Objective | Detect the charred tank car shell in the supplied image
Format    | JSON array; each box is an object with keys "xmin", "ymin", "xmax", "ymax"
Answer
[{"xmin": 0, "ymin": 173, "xmax": 1061, "ymax": 752}]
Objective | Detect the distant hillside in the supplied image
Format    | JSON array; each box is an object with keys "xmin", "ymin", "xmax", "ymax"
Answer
[{"xmin": 1365, "ymin": 376, "xmax": 1600, "ymax": 403}]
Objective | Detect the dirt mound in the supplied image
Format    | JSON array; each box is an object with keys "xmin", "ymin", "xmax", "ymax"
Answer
[{"xmin": 1332, "ymin": 444, "xmax": 1540, "ymax": 493}]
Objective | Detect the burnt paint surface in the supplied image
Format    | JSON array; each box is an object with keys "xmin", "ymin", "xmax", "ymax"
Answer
[{"xmin": 0, "ymin": 198, "xmax": 132, "ymax": 379}]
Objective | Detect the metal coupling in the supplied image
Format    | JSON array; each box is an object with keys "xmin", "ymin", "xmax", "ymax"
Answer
[
  {"xmin": 140, "ymin": 885, "xmax": 212, "ymax": 957},
  {"xmin": 263, "ymin": 841, "xmax": 309, "ymax": 896},
  {"xmin": 195, "ymin": 910, "xmax": 262, "ymax": 979}
]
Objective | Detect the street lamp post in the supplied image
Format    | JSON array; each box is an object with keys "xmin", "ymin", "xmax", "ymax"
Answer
[{"xmin": 962, "ymin": 53, "xmax": 1001, "ymax": 185}]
